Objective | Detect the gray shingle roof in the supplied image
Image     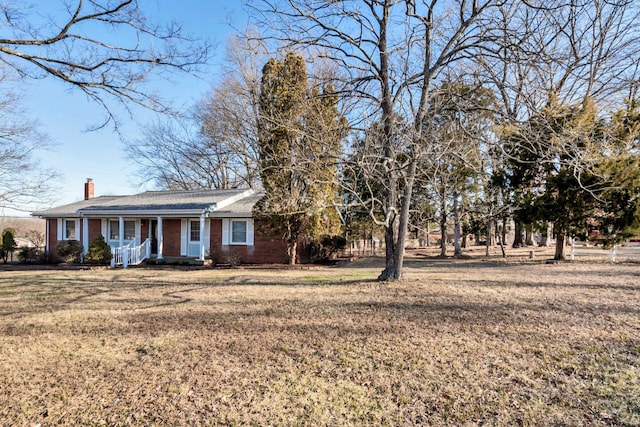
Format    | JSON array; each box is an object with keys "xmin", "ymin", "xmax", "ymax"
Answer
[
  {"xmin": 32, "ymin": 196, "xmax": 126, "ymax": 218},
  {"xmin": 33, "ymin": 189, "xmax": 261, "ymax": 218},
  {"xmin": 215, "ymin": 193, "xmax": 263, "ymax": 217}
]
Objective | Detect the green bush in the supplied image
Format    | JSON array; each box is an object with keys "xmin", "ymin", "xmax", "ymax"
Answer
[
  {"xmin": 209, "ymin": 247, "xmax": 242, "ymax": 266},
  {"xmin": 1, "ymin": 228, "xmax": 17, "ymax": 263},
  {"xmin": 55, "ymin": 240, "xmax": 84, "ymax": 263},
  {"xmin": 311, "ymin": 235, "xmax": 348, "ymax": 262},
  {"xmin": 84, "ymin": 235, "xmax": 112, "ymax": 265},
  {"xmin": 17, "ymin": 247, "xmax": 46, "ymax": 264}
]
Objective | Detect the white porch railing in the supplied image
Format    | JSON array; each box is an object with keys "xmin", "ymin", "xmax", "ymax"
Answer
[{"xmin": 111, "ymin": 239, "xmax": 151, "ymax": 268}]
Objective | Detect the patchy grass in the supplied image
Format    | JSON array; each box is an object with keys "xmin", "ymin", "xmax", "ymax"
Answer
[{"xmin": 1, "ymin": 258, "xmax": 639, "ymax": 426}]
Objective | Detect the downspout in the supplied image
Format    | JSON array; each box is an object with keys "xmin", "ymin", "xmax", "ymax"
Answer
[{"xmin": 45, "ymin": 218, "xmax": 49, "ymax": 254}]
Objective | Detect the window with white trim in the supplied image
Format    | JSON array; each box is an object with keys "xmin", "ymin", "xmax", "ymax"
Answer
[
  {"xmin": 109, "ymin": 220, "xmax": 135, "ymax": 241},
  {"xmin": 231, "ymin": 220, "xmax": 248, "ymax": 244},
  {"xmin": 124, "ymin": 221, "xmax": 135, "ymax": 240},
  {"xmin": 109, "ymin": 220, "xmax": 119, "ymax": 240},
  {"xmin": 64, "ymin": 219, "xmax": 77, "ymax": 240},
  {"xmin": 190, "ymin": 220, "xmax": 200, "ymax": 242}
]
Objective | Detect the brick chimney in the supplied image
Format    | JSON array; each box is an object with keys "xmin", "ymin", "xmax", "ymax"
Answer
[{"xmin": 84, "ymin": 178, "xmax": 95, "ymax": 200}]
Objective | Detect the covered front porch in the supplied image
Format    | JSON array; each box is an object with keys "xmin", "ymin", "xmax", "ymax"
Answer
[{"xmin": 80, "ymin": 216, "xmax": 212, "ymax": 268}]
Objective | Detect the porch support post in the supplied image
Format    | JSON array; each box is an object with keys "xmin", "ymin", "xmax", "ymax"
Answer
[
  {"xmin": 45, "ymin": 219, "xmax": 50, "ymax": 254},
  {"xmin": 119, "ymin": 216, "xmax": 124, "ymax": 248},
  {"xmin": 119, "ymin": 216, "xmax": 127, "ymax": 268},
  {"xmin": 199, "ymin": 213, "xmax": 206, "ymax": 261},
  {"xmin": 157, "ymin": 216, "xmax": 164, "ymax": 260},
  {"xmin": 82, "ymin": 217, "xmax": 89, "ymax": 260}
]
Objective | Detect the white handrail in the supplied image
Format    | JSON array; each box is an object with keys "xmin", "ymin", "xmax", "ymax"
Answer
[{"xmin": 111, "ymin": 239, "xmax": 150, "ymax": 268}]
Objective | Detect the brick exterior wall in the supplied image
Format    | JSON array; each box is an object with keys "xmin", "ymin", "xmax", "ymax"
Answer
[
  {"xmin": 209, "ymin": 218, "xmax": 289, "ymax": 264},
  {"xmin": 161, "ymin": 219, "xmax": 182, "ymax": 257},
  {"xmin": 88, "ymin": 219, "xmax": 102, "ymax": 244},
  {"xmin": 47, "ymin": 219, "xmax": 57, "ymax": 252},
  {"xmin": 47, "ymin": 216, "xmax": 292, "ymax": 264}
]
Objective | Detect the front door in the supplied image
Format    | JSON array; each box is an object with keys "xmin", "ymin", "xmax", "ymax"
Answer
[{"xmin": 150, "ymin": 220, "xmax": 158, "ymax": 254}]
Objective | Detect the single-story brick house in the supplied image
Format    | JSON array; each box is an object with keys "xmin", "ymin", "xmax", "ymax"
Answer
[{"xmin": 32, "ymin": 180, "xmax": 289, "ymax": 265}]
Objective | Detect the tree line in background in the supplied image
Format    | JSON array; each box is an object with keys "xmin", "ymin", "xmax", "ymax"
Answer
[
  {"xmin": 1, "ymin": 1, "xmax": 639, "ymax": 280},
  {"xmin": 129, "ymin": 0, "xmax": 640, "ymax": 279}
]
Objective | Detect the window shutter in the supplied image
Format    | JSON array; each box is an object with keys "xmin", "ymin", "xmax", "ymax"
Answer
[
  {"xmin": 221, "ymin": 218, "xmax": 230, "ymax": 245},
  {"xmin": 101, "ymin": 219, "xmax": 107, "ymax": 239},
  {"xmin": 247, "ymin": 219, "xmax": 254, "ymax": 246},
  {"xmin": 135, "ymin": 220, "xmax": 141, "ymax": 245},
  {"xmin": 180, "ymin": 219, "xmax": 188, "ymax": 256},
  {"xmin": 204, "ymin": 219, "xmax": 211, "ymax": 254},
  {"xmin": 74, "ymin": 220, "xmax": 80, "ymax": 240},
  {"xmin": 57, "ymin": 219, "xmax": 63, "ymax": 241}
]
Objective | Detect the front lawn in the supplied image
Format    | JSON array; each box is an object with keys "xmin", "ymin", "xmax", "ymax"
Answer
[{"xmin": 1, "ymin": 258, "xmax": 638, "ymax": 425}]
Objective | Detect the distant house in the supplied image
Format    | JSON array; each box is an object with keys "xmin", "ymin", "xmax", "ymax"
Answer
[
  {"xmin": 32, "ymin": 180, "xmax": 289, "ymax": 266},
  {"xmin": 14, "ymin": 237, "xmax": 37, "ymax": 248}
]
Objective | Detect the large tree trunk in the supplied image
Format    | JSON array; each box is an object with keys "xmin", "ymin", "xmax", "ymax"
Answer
[
  {"xmin": 440, "ymin": 194, "xmax": 447, "ymax": 257},
  {"xmin": 525, "ymin": 224, "xmax": 534, "ymax": 246},
  {"xmin": 376, "ymin": 4, "xmax": 403, "ymax": 281},
  {"xmin": 288, "ymin": 239, "xmax": 298, "ymax": 265},
  {"xmin": 539, "ymin": 222, "xmax": 551, "ymax": 247},
  {"xmin": 498, "ymin": 220, "xmax": 506, "ymax": 258},
  {"xmin": 485, "ymin": 219, "xmax": 492, "ymax": 257},
  {"xmin": 453, "ymin": 191, "xmax": 461, "ymax": 257},
  {"xmin": 286, "ymin": 219, "xmax": 298, "ymax": 265},
  {"xmin": 393, "ymin": 160, "xmax": 417, "ymax": 277},
  {"xmin": 512, "ymin": 221, "xmax": 524, "ymax": 248},
  {"xmin": 426, "ymin": 221, "xmax": 431, "ymax": 247},
  {"xmin": 378, "ymin": 160, "xmax": 416, "ymax": 281},
  {"xmin": 379, "ymin": 218, "xmax": 398, "ymax": 279},
  {"xmin": 502, "ymin": 218, "xmax": 508, "ymax": 246},
  {"xmin": 554, "ymin": 228, "xmax": 566, "ymax": 260}
]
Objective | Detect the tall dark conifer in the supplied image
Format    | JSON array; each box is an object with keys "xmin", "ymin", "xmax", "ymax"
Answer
[{"xmin": 255, "ymin": 52, "xmax": 345, "ymax": 264}]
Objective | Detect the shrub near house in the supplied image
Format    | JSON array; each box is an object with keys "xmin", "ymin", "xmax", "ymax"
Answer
[
  {"xmin": 55, "ymin": 240, "xmax": 83, "ymax": 263},
  {"xmin": 84, "ymin": 235, "xmax": 112, "ymax": 265}
]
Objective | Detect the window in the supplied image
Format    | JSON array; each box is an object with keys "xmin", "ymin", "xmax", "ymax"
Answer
[
  {"xmin": 231, "ymin": 220, "xmax": 247, "ymax": 244},
  {"xmin": 190, "ymin": 220, "xmax": 200, "ymax": 242},
  {"xmin": 64, "ymin": 220, "xmax": 76, "ymax": 240},
  {"xmin": 222, "ymin": 218, "xmax": 253, "ymax": 246},
  {"xmin": 124, "ymin": 221, "xmax": 135, "ymax": 241},
  {"xmin": 109, "ymin": 220, "xmax": 119, "ymax": 240},
  {"xmin": 109, "ymin": 220, "xmax": 136, "ymax": 241}
]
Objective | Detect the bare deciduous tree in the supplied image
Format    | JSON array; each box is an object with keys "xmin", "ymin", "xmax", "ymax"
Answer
[
  {"xmin": 252, "ymin": 0, "xmax": 506, "ymax": 280},
  {"xmin": 0, "ymin": 0, "xmax": 212, "ymax": 128},
  {"xmin": 128, "ymin": 32, "xmax": 267, "ymax": 190},
  {"xmin": 0, "ymin": 70, "xmax": 57, "ymax": 212},
  {"xmin": 478, "ymin": 0, "xmax": 640, "ymax": 258},
  {"xmin": 0, "ymin": 0, "xmax": 212, "ymax": 211}
]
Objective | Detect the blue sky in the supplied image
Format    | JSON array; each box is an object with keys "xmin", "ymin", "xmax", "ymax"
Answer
[{"xmin": 9, "ymin": 0, "xmax": 249, "ymax": 216}]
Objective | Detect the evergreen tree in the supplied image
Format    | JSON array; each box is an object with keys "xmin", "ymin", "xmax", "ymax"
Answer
[
  {"xmin": 504, "ymin": 95, "xmax": 604, "ymax": 259},
  {"xmin": 1, "ymin": 228, "xmax": 17, "ymax": 263},
  {"xmin": 420, "ymin": 81, "xmax": 495, "ymax": 257},
  {"xmin": 255, "ymin": 52, "xmax": 345, "ymax": 264},
  {"xmin": 84, "ymin": 235, "xmax": 113, "ymax": 265},
  {"xmin": 594, "ymin": 97, "xmax": 640, "ymax": 241}
]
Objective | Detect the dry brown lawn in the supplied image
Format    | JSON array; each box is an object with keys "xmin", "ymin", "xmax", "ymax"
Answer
[{"xmin": 1, "ymin": 253, "xmax": 639, "ymax": 426}]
